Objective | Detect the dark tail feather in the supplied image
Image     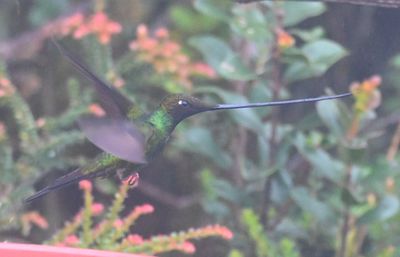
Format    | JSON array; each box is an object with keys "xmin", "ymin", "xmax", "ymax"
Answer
[{"xmin": 24, "ymin": 168, "xmax": 93, "ymax": 203}]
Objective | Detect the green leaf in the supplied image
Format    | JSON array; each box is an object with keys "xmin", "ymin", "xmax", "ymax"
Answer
[
  {"xmin": 29, "ymin": 0, "xmax": 68, "ymax": 26},
  {"xmin": 228, "ymin": 249, "xmax": 245, "ymax": 257},
  {"xmin": 176, "ymin": 127, "xmax": 232, "ymax": 169},
  {"xmin": 231, "ymin": 6, "xmax": 271, "ymax": 42},
  {"xmin": 390, "ymin": 53, "xmax": 400, "ymax": 68},
  {"xmin": 290, "ymin": 27, "xmax": 325, "ymax": 42},
  {"xmin": 194, "ymin": 0, "xmax": 232, "ymax": 22},
  {"xmin": 290, "ymin": 186, "xmax": 336, "ymax": 224},
  {"xmin": 190, "ymin": 36, "xmax": 256, "ymax": 80},
  {"xmin": 283, "ymin": 2, "xmax": 326, "ymax": 27},
  {"xmin": 285, "ymin": 39, "xmax": 347, "ymax": 83},
  {"xmin": 214, "ymin": 178, "xmax": 242, "ymax": 203},
  {"xmin": 294, "ymin": 133, "xmax": 344, "ymax": 183},
  {"xmin": 358, "ymin": 195, "xmax": 400, "ymax": 225},
  {"xmin": 316, "ymin": 99, "xmax": 348, "ymax": 138},
  {"xmin": 170, "ymin": 6, "xmax": 219, "ymax": 33}
]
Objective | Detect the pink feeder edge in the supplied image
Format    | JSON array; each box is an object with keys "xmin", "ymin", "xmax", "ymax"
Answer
[{"xmin": 0, "ymin": 242, "xmax": 154, "ymax": 257}]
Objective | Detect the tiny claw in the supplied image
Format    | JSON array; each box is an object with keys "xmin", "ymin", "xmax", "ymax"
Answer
[{"xmin": 123, "ymin": 172, "xmax": 140, "ymax": 188}]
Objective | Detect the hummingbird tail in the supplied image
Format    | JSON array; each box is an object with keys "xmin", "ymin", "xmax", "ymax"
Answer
[{"xmin": 24, "ymin": 168, "xmax": 95, "ymax": 203}]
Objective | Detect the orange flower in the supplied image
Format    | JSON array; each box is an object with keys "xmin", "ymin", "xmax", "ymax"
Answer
[
  {"xmin": 155, "ymin": 27, "xmax": 169, "ymax": 39},
  {"xmin": 276, "ymin": 28, "xmax": 295, "ymax": 49},
  {"xmin": 130, "ymin": 24, "xmax": 216, "ymax": 89},
  {"xmin": 59, "ymin": 11, "xmax": 121, "ymax": 44},
  {"xmin": 191, "ymin": 63, "xmax": 217, "ymax": 78},
  {"xmin": 350, "ymin": 75, "xmax": 382, "ymax": 114}
]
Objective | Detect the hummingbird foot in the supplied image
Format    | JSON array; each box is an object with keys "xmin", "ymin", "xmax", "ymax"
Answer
[{"xmin": 123, "ymin": 172, "xmax": 140, "ymax": 188}]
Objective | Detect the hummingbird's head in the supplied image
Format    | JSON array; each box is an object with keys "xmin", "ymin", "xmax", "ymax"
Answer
[{"xmin": 160, "ymin": 94, "xmax": 215, "ymax": 125}]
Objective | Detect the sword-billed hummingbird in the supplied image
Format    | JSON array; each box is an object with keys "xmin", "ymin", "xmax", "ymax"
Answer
[{"xmin": 25, "ymin": 42, "xmax": 351, "ymax": 202}]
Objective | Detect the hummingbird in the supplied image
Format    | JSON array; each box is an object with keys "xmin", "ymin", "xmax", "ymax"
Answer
[{"xmin": 25, "ymin": 42, "xmax": 352, "ymax": 202}]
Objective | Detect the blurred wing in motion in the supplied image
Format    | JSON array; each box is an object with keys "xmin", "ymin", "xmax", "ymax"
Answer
[
  {"xmin": 78, "ymin": 116, "xmax": 147, "ymax": 164},
  {"xmin": 53, "ymin": 40, "xmax": 140, "ymax": 118}
]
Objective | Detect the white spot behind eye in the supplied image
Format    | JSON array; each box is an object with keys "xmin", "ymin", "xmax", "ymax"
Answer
[{"xmin": 178, "ymin": 100, "xmax": 188, "ymax": 106}]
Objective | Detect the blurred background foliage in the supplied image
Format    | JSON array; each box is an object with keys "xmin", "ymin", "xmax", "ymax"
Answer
[{"xmin": 0, "ymin": 0, "xmax": 400, "ymax": 257}]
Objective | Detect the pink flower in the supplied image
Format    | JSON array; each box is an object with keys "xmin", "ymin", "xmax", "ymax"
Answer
[
  {"xmin": 21, "ymin": 211, "xmax": 49, "ymax": 230},
  {"xmin": 133, "ymin": 204, "xmax": 154, "ymax": 215},
  {"xmin": 91, "ymin": 203, "xmax": 104, "ymax": 215},
  {"xmin": 36, "ymin": 118, "xmax": 46, "ymax": 128},
  {"xmin": 113, "ymin": 219, "xmax": 124, "ymax": 229},
  {"xmin": 64, "ymin": 235, "xmax": 80, "ymax": 246},
  {"xmin": 180, "ymin": 241, "xmax": 196, "ymax": 254},
  {"xmin": 88, "ymin": 103, "xmax": 106, "ymax": 117},
  {"xmin": 127, "ymin": 234, "xmax": 143, "ymax": 244},
  {"xmin": 0, "ymin": 76, "xmax": 15, "ymax": 97},
  {"xmin": 60, "ymin": 12, "xmax": 84, "ymax": 36},
  {"xmin": 79, "ymin": 180, "xmax": 92, "ymax": 191}
]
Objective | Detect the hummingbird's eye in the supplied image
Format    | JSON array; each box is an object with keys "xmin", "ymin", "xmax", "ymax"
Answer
[{"xmin": 178, "ymin": 100, "xmax": 189, "ymax": 107}]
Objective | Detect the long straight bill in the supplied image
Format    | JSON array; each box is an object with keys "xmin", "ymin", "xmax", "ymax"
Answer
[
  {"xmin": 212, "ymin": 92, "xmax": 351, "ymax": 110},
  {"xmin": 236, "ymin": 0, "xmax": 400, "ymax": 8}
]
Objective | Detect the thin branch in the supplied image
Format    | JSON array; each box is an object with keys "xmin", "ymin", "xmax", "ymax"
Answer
[{"xmin": 236, "ymin": 0, "xmax": 400, "ymax": 8}]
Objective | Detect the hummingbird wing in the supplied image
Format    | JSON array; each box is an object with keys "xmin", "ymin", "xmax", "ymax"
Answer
[
  {"xmin": 53, "ymin": 40, "xmax": 139, "ymax": 118},
  {"xmin": 78, "ymin": 116, "xmax": 147, "ymax": 164}
]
